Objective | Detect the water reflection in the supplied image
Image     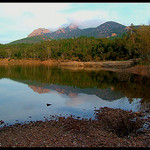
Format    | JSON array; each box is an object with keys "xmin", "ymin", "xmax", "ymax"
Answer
[
  {"xmin": 28, "ymin": 84, "xmax": 124, "ymax": 101},
  {"xmin": 0, "ymin": 65, "xmax": 149, "ymax": 126}
]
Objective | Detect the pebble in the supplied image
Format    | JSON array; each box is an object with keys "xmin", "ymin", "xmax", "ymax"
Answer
[
  {"xmin": 143, "ymin": 123, "xmax": 149, "ymax": 130},
  {"xmin": 136, "ymin": 128, "xmax": 144, "ymax": 134},
  {"xmin": 0, "ymin": 107, "xmax": 150, "ymax": 147},
  {"xmin": 130, "ymin": 118, "xmax": 136, "ymax": 122}
]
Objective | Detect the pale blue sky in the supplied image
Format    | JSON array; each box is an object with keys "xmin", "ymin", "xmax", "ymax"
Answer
[{"xmin": 0, "ymin": 3, "xmax": 150, "ymax": 44}]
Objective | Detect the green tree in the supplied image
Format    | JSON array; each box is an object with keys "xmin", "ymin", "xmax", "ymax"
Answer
[{"xmin": 135, "ymin": 25, "xmax": 150, "ymax": 61}]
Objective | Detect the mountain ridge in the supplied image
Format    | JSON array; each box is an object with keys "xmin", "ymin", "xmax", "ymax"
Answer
[
  {"xmin": 44, "ymin": 21, "xmax": 127, "ymax": 39},
  {"xmin": 9, "ymin": 21, "xmax": 128, "ymax": 44}
]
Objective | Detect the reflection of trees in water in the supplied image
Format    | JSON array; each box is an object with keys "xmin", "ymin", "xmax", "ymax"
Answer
[
  {"xmin": 0, "ymin": 65, "xmax": 118, "ymax": 89},
  {"xmin": 114, "ymin": 72, "xmax": 150, "ymax": 113},
  {"xmin": 0, "ymin": 65, "xmax": 150, "ymax": 104},
  {"xmin": 115, "ymin": 72, "xmax": 150, "ymax": 103}
]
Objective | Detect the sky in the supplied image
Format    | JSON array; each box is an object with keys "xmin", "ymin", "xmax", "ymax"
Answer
[{"xmin": 0, "ymin": 2, "xmax": 150, "ymax": 44}]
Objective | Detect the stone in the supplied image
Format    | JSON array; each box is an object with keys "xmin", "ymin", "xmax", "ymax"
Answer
[{"xmin": 136, "ymin": 128, "xmax": 144, "ymax": 134}]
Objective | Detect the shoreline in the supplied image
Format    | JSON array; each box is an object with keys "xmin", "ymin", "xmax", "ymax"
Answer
[
  {"xmin": 0, "ymin": 58, "xmax": 150, "ymax": 77},
  {"xmin": 0, "ymin": 58, "xmax": 137, "ymax": 67},
  {"xmin": 0, "ymin": 107, "xmax": 149, "ymax": 147}
]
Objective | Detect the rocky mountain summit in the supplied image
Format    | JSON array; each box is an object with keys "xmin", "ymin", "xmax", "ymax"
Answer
[
  {"xmin": 28, "ymin": 21, "xmax": 126, "ymax": 39},
  {"xmin": 28, "ymin": 28, "xmax": 51, "ymax": 37}
]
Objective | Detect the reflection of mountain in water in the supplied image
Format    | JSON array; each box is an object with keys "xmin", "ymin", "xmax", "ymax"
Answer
[
  {"xmin": 1, "ymin": 65, "xmax": 149, "ymax": 103},
  {"xmin": 28, "ymin": 85, "xmax": 50, "ymax": 94},
  {"xmin": 28, "ymin": 83, "xmax": 124, "ymax": 101}
]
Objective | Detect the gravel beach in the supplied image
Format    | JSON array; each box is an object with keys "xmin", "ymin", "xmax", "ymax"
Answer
[{"xmin": 0, "ymin": 107, "xmax": 149, "ymax": 147}]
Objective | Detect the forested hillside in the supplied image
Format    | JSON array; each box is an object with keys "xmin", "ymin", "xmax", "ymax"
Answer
[
  {"xmin": 0, "ymin": 25, "xmax": 149, "ymax": 63},
  {"xmin": 9, "ymin": 35, "xmax": 52, "ymax": 44}
]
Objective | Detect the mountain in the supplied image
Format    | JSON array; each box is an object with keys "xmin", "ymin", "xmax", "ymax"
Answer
[
  {"xmin": 44, "ymin": 21, "xmax": 127, "ymax": 39},
  {"xmin": 44, "ymin": 23, "xmax": 81, "ymax": 39},
  {"xmin": 9, "ymin": 35, "xmax": 52, "ymax": 44},
  {"xmin": 93, "ymin": 21, "xmax": 127, "ymax": 38},
  {"xmin": 9, "ymin": 21, "xmax": 127, "ymax": 44},
  {"xmin": 28, "ymin": 28, "xmax": 51, "ymax": 37}
]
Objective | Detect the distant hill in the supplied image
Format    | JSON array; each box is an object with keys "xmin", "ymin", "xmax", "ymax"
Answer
[
  {"xmin": 94, "ymin": 21, "xmax": 127, "ymax": 38},
  {"xmin": 9, "ymin": 21, "xmax": 127, "ymax": 44}
]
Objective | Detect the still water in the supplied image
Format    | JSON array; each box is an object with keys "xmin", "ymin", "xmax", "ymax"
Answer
[{"xmin": 0, "ymin": 65, "xmax": 150, "ymax": 126}]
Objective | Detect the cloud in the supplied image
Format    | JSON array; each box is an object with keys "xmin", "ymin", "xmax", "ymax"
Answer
[
  {"xmin": 0, "ymin": 3, "xmax": 150, "ymax": 44},
  {"xmin": 0, "ymin": 3, "xmax": 71, "ymax": 43},
  {"xmin": 78, "ymin": 19, "xmax": 105, "ymax": 29},
  {"xmin": 63, "ymin": 9, "xmax": 120, "ymax": 29},
  {"xmin": 0, "ymin": 3, "xmax": 70, "ymax": 28}
]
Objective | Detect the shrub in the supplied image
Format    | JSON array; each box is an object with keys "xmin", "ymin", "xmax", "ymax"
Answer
[{"xmin": 94, "ymin": 107, "xmax": 143, "ymax": 137}]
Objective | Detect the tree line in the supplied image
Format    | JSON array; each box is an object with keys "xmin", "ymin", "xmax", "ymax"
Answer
[{"xmin": 0, "ymin": 25, "xmax": 149, "ymax": 62}]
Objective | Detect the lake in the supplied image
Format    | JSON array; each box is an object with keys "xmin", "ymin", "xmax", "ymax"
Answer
[{"xmin": 0, "ymin": 65, "xmax": 150, "ymax": 126}]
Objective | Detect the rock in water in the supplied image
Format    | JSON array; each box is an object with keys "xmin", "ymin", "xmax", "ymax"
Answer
[{"xmin": 47, "ymin": 104, "xmax": 52, "ymax": 106}]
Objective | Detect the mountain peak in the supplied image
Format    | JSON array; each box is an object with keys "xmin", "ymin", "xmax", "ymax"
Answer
[
  {"xmin": 68, "ymin": 23, "xmax": 79, "ymax": 30},
  {"xmin": 28, "ymin": 28, "xmax": 51, "ymax": 37},
  {"xmin": 56, "ymin": 28, "xmax": 66, "ymax": 34},
  {"xmin": 97, "ymin": 21, "xmax": 126, "ymax": 27}
]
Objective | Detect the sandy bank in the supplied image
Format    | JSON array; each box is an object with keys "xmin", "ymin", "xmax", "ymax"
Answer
[
  {"xmin": 0, "ymin": 58, "xmax": 149, "ymax": 77},
  {"xmin": 0, "ymin": 58, "xmax": 136, "ymax": 68},
  {"xmin": 0, "ymin": 59, "xmax": 58, "ymax": 66}
]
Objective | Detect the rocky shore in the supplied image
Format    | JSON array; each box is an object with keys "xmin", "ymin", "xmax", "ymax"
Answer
[{"xmin": 0, "ymin": 107, "xmax": 149, "ymax": 147}]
